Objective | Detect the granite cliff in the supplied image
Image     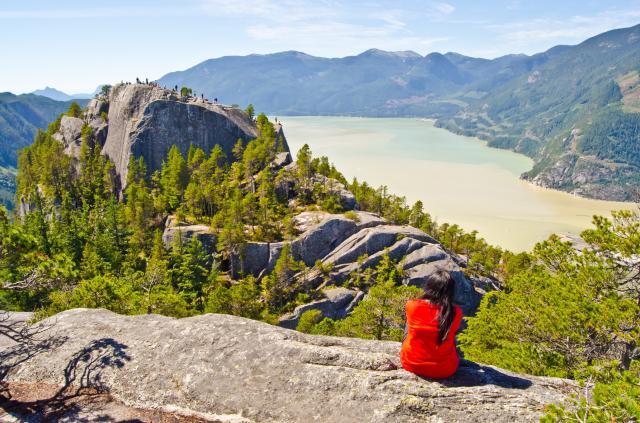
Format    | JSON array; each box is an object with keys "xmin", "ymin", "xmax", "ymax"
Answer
[
  {"xmin": 53, "ymin": 83, "xmax": 287, "ymax": 190},
  {"xmin": 0, "ymin": 309, "xmax": 572, "ymax": 422},
  {"xmin": 164, "ymin": 209, "xmax": 485, "ymax": 327}
]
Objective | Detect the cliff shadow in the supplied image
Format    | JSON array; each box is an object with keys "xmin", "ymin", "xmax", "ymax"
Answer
[
  {"xmin": 419, "ymin": 360, "xmax": 534, "ymax": 389},
  {"xmin": 0, "ymin": 337, "xmax": 133, "ymax": 422}
]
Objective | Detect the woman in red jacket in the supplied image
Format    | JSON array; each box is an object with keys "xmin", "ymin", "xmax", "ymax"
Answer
[{"xmin": 400, "ymin": 269, "xmax": 462, "ymax": 379}]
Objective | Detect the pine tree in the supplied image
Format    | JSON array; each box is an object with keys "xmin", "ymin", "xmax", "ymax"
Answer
[
  {"xmin": 261, "ymin": 243, "xmax": 303, "ymax": 312},
  {"xmin": 244, "ymin": 104, "xmax": 255, "ymax": 120},
  {"xmin": 335, "ymin": 256, "xmax": 418, "ymax": 340},
  {"xmin": 296, "ymin": 309, "xmax": 323, "ymax": 333},
  {"xmin": 459, "ymin": 230, "xmax": 640, "ymax": 378},
  {"xmin": 160, "ymin": 145, "xmax": 188, "ymax": 211},
  {"xmin": 168, "ymin": 236, "xmax": 209, "ymax": 311}
]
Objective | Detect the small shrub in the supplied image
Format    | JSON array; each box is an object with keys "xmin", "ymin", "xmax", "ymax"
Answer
[
  {"xmin": 343, "ymin": 210, "xmax": 360, "ymax": 222},
  {"xmin": 296, "ymin": 309, "xmax": 323, "ymax": 333}
]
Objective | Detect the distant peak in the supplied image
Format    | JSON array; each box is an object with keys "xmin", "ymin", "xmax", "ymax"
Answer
[
  {"xmin": 280, "ymin": 50, "xmax": 312, "ymax": 57},
  {"xmin": 424, "ymin": 52, "xmax": 455, "ymax": 66},
  {"xmin": 248, "ymin": 50, "xmax": 315, "ymax": 59},
  {"xmin": 35, "ymin": 86, "xmax": 65, "ymax": 93},
  {"xmin": 359, "ymin": 48, "xmax": 421, "ymax": 58}
]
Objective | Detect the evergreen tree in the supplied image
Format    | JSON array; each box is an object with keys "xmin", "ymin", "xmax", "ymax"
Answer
[
  {"xmin": 66, "ymin": 102, "xmax": 82, "ymax": 118},
  {"xmin": 460, "ymin": 229, "xmax": 640, "ymax": 378},
  {"xmin": 261, "ymin": 243, "xmax": 304, "ymax": 312},
  {"xmin": 334, "ymin": 255, "xmax": 418, "ymax": 340},
  {"xmin": 244, "ymin": 104, "xmax": 255, "ymax": 120},
  {"xmin": 160, "ymin": 145, "xmax": 188, "ymax": 211},
  {"xmin": 168, "ymin": 236, "xmax": 210, "ymax": 311}
]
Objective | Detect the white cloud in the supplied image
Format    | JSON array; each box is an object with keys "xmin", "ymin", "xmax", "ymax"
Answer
[
  {"xmin": 198, "ymin": 0, "xmax": 338, "ymax": 23},
  {"xmin": 246, "ymin": 19, "xmax": 448, "ymax": 56},
  {"xmin": 199, "ymin": 0, "xmax": 450, "ymax": 55},
  {"xmin": 370, "ymin": 10, "xmax": 407, "ymax": 30},
  {"xmin": 489, "ymin": 9, "xmax": 640, "ymax": 48},
  {"xmin": 0, "ymin": 5, "xmax": 188, "ymax": 19},
  {"xmin": 434, "ymin": 2, "xmax": 455, "ymax": 15}
]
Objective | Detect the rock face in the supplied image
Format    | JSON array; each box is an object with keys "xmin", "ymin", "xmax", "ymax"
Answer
[
  {"xmin": 230, "ymin": 211, "xmax": 481, "ymax": 317},
  {"xmin": 271, "ymin": 151, "xmax": 292, "ymax": 169},
  {"xmin": 233, "ymin": 211, "xmax": 386, "ymax": 278},
  {"xmin": 0, "ymin": 309, "xmax": 571, "ymax": 423},
  {"xmin": 279, "ymin": 287, "xmax": 365, "ymax": 329},
  {"xmin": 524, "ymin": 152, "xmax": 638, "ymax": 201},
  {"xmin": 62, "ymin": 83, "xmax": 290, "ymax": 189},
  {"xmin": 53, "ymin": 115, "xmax": 84, "ymax": 156},
  {"xmin": 162, "ymin": 215, "xmax": 217, "ymax": 252},
  {"xmin": 316, "ymin": 224, "xmax": 479, "ymax": 315}
]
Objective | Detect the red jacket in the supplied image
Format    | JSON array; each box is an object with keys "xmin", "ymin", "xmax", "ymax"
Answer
[{"xmin": 400, "ymin": 299, "xmax": 462, "ymax": 379}]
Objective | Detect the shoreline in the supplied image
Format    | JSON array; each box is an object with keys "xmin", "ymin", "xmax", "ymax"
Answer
[
  {"xmin": 275, "ymin": 114, "xmax": 636, "ymax": 205},
  {"xmin": 279, "ymin": 115, "xmax": 635, "ymax": 251}
]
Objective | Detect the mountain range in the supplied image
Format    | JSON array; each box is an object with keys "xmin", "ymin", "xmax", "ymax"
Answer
[
  {"xmin": 158, "ymin": 47, "xmax": 561, "ymax": 117},
  {"xmin": 158, "ymin": 24, "xmax": 640, "ymax": 201},
  {"xmin": 31, "ymin": 86, "xmax": 96, "ymax": 101},
  {"xmin": 1, "ymin": 24, "xmax": 639, "ymax": 204}
]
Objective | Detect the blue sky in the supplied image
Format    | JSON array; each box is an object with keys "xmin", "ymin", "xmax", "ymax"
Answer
[{"xmin": 2, "ymin": 0, "xmax": 640, "ymax": 94}]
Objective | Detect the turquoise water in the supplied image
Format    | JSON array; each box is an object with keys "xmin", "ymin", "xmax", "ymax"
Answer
[{"xmin": 280, "ymin": 116, "xmax": 632, "ymax": 252}]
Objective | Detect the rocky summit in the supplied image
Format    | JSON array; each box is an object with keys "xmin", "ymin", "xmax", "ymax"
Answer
[
  {"xmin": 0, "ymin": 309, "xmax": 572, "ymax": 422},
  {"xmin": 53, "ymin": 83, "xmax": 288, "ymax": 190}
]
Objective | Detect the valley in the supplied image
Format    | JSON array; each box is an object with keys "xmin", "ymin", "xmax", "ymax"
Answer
[{"xmin": 160, "ymin": 24, "xmax": 640, "ymax": 201}]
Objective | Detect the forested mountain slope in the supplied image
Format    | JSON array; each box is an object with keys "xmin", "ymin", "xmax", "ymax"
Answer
[
  {"xmin": 11, "ymin": 82, "xmax": 486, "ymax": 327},
  {"xmin": 158, "ymin": 48, "xmax": 548, "ymax": 117},
  {"xmin": 0, "ymin": 93, "xmax": 87, "ymax": 208},
  {"xmin": 0, "ymin": 93, "xmax": 85, "ymax": 168},
  {"xmin": 439, "ymin": 24, "xmax": 640, "ymax": 200}
]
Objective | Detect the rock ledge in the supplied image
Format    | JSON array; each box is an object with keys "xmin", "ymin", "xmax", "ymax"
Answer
[{"xmin": 0, "ymin": 309, "xmax": 571, "ymax": 423}]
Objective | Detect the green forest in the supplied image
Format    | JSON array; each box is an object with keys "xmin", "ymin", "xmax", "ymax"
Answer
[
  {"xmin": 1, "ymin": 102, "xmax": 638, "ymax": 421},
  {"xmin": 578, "ymin": 107, "xmax": 640, "ymax": 167}
]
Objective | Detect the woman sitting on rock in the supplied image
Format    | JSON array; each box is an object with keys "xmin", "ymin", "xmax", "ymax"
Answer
[{"xmin": 400, "ymin": 269, "xmax": 462, "ymax": 379}]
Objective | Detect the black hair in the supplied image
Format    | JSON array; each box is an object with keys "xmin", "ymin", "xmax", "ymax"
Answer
[{"xmin": 421, "ymin": 269, "xmax": 456, "ymax": 344}]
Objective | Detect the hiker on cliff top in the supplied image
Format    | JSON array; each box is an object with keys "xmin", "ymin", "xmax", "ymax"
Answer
[{"xmin": 400, "ymin": 269, "xmax": 462, "ymax": 379}]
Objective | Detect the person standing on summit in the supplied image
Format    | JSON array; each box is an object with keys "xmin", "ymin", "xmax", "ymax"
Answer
[{"xmin": 400, "ymin": 269, "xmax": 462, "ymax": 379}]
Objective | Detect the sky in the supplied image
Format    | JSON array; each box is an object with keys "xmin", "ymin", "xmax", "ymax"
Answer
[{"xmin": 2, "ymin": 0, "xmax": 640, "ymax": 94}]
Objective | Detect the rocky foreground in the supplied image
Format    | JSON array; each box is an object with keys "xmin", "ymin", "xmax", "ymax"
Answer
[{"xmin": 0, "ymin": 309, "xmax": 572, "ymax": 422}]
